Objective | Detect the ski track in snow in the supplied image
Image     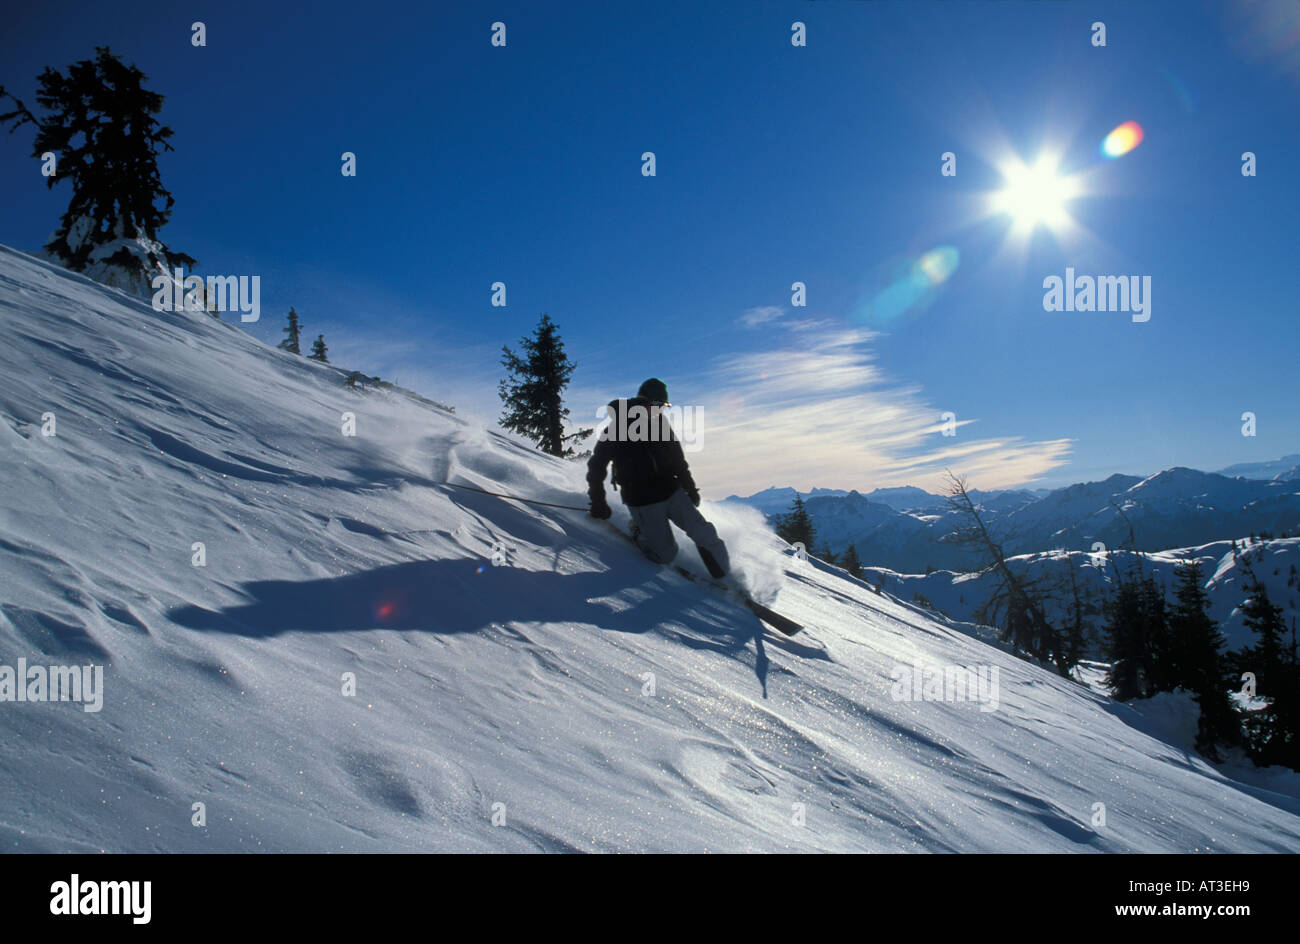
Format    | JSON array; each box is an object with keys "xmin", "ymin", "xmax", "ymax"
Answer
[{"xmin": 1, "ymin": 244, "xmax": 1298, "ymax": 852}]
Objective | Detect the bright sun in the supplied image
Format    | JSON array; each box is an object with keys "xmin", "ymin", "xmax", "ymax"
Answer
[{"xmin": 990, "ymin": 155, "xmax": 1081, "ymax": 236}]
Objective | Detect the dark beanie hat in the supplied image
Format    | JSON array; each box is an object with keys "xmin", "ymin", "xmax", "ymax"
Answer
[{"xmin": 637, "ymin": 378, "xmax": 669, "ymax": 404}]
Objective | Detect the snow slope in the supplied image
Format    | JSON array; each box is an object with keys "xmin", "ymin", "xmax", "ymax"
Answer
[{"xmin": 1, "ymin": 244, "xmax": 1298, "ymax": 853}]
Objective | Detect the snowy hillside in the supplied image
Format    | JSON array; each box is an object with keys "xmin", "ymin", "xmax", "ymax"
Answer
[{"xmin": 2, "ymin": 244, "xmax": 1299, "ymax": 853}]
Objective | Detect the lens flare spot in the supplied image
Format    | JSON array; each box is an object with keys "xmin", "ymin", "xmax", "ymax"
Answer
[
  {"xmin": 917, "ymin": 248, "xmax": 959, "ymax": 285},
  {"xmin": 853, "ymin": 247, "xmax": 959, "ymax": 327},
  {"xmin": 1101, "ymin": 121, "xmax": 1144, "ymax": 158},
  {"xmin": 375, "ymin": 601, "xmax": 395, "ymax": 620}
]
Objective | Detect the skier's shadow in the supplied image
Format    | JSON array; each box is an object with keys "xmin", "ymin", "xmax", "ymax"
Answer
[{"xmin": 169, "ymin": 557, "xmax": 799, "ymax": 693}]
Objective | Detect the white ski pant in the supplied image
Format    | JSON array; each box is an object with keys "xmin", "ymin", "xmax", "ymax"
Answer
[{"xmin": 629, "ymin": 488, "xmax": 730, "ymax": 575}]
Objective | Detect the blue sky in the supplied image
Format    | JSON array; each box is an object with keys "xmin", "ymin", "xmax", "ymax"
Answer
[{"xmin": 2, "ymin": 0, "xmax": 1297, "ymax": 497}]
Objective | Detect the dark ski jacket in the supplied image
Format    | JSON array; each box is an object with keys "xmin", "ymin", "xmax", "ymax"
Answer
[{"xmin": 587, "ymin": 397, "xmax": 699, "ymax": 508}]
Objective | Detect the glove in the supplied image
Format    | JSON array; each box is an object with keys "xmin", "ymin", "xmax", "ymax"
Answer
[
  {"xmin": 589, "ymin": 497, "xmax": 611, "ymax": 520},
  {"xmin": 688, "ymin": 489, "xmax": 701, "ymax": 507}
]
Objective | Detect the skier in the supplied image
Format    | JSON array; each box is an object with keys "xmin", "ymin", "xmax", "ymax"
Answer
[{"xmin": 587, "ymin": 378, "xmax": 731, "ymax": 579}]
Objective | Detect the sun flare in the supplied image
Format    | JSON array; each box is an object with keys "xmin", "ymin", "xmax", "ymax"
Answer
[{"xmin": 990, "ymin": 155, "xmax": 1081, "ymax": 236}]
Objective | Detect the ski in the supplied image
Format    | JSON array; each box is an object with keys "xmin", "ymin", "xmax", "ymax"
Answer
[
  {"xmin": 605, "ymin": 522, "xmax": 804, "ymax": 635},
  {"xmin": 678, "ymin": 565, "xmax": 805, "ymax": 636}
]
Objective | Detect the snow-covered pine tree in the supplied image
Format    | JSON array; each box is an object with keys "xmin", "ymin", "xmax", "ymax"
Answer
[{"xmin": 1, "ymin": 47, "xmax": 193, "ymax": 295}]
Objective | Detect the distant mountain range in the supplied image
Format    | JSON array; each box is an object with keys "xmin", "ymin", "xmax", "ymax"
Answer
[
  {"xmin": 858, "ymin": 538, "xmax": 1300, "ymax": 654},
  {"xmin": 724, "ymin": 458, "xmax": 1300, "ymax": 575},
  {"xmin": 1217, "ymin": 454, "xmax": 1300, "ymax": 482}
]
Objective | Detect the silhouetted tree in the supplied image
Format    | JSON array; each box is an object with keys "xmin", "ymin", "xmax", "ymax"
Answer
[
  {"xmin": 279, "ymin": 307, "xmax": 302, "ymax": 354},
  {"xmin": 498, "ymin": 313, "xmax": 591, "ymax": 457},
  {"xmin": 1057, "ymin": 555, "xmax": 1096, "ymax": 679},
  {"xmin": 1103, "ymin": 577, "xmax": 1145, "ymax": 700},
  {"xmin": 1102, "ymin": 552, "xmax": 1172, "ymax": 700},
  {"xmin": 1233, "ymin": 565, "xmax": 1298, "ymax": 768},
  {"xmin": 840, "ymin": 543, "xmax": 864, "ymax": 580},
  {"xmin": 1, "ymin": 47, "xmax": 193, "ymax": 275},
  {"xmin": 775, "ymin": 495, "xmax": 816, "ymax": 553},
  {"xmin": 308, "ymin": 334, "xmax": 328, "ymax": 362},
  {"xmin": 946, "ymin": 473, "xmax": 1064, "ymax": 673},
  {"xmin": 1167, "ymin": 561, "xmax": 1239, "ymax": 760}
]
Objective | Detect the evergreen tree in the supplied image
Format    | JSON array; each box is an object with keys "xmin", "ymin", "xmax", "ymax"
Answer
[
  {"xmin": 1103, "ymin": 566, "xmax": 1172, "ymax": 700},
  {"xmin": 1287, "ymin": 618, "xmax": 1300, "ymax": 768},
  {"xmin": 1239, "ymin": 572, "xmax": 1285, "ymax": 694},
  {"xmin": 1, "ymin": 47, "xmax": 194, "ymax": 274},
  {"xmin": 308, "ymin": 334, "xmax": 328, "ymax": 362},
  {"xmin": 1058, "ymin": 556, "xmax": 1095, "ymax": 680},
  {"xmin": 278, "ymin": 307, "xmax": 302, "ymax": 354},
  {"xmin": 1235, "ymin": 570, "xmax": 1298, "ymax": 767},
  {"xmin": 840, "ymin": 543, "xmax": 864, "ymax": 580},
  {"xmin": 1140, "ymin": 576, "xmax": 1175, "ymax": 693},
  {"xmin": 775, "ymin": 495, "xmax": 816, "ymax": 552},
  {"xmin": 1168, "ymin": 561, "xmax": 1239, "ymax": 759},
  {"xmin": 1103, "ymin": 577, "xmax": 1145, "ymax": 700},
  {"xmin": 498, "ymin": 313, "xmax": 591, "ymax": 457},
  {"xmin": 818, "ymin": 544, "xmax": 839, "ymax": 566}
]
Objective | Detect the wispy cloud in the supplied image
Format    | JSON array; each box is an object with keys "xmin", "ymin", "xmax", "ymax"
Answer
[
  {"xmin": 738, "ymin": 305, "xmax": 786, "ymax": 328},
  {"xmin": 686, "ymin": 326, "xmax": 1072, "ymax": 497},
  {"xmin": 329, "ymin": 317, "xmax": 1071, "ymax": 499}
]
